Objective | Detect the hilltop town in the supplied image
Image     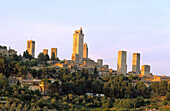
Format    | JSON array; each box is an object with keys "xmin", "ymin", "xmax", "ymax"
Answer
[{"xmin": 0, "ymin": 28, "xmax": 169, "ymax": 110}]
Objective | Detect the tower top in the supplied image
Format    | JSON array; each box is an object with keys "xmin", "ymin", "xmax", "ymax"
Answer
[{"xmin": 80, "ymin": 27, "xmax": 83, "ymax": 33}]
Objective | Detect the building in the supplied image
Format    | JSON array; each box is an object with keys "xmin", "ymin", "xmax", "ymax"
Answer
[
  {"xmin": 43, "ymin": 49, "xmax": 48, "ymax": 55},
  {"xmin": 72, "ymin": 27, "xmax": 84, "ymax": 64},
  {"xmin": 83, "ymin": 58, "xmax": 98, "ymax": 68},
  {"xmin": 0, "ymin": 46, "xmax": 17, "ymax": 57},
  {"xmin": 132, "ymin": 53, "xmax": 140, "ymax": 74},
  {"xmin": 97, "ymin": 59, "xmax": 103, "ymax": 67},
  {"xmin": 27, "ymin": 40, "xmax": 35, "ymax": 57},
  {"xmin": 83, "ymin": 43, "xmax": 88, "ymax": 59},
  {"xmin": 117, "ymin": 51, "xmax": 127, "ymax": 75},
  {"xmin": 51, "ymin": 48, "xmax": 57, "ymax": 59},
  {"xmin": 141, "ymin": 65, "xmax": 151, "ymax": 76},
  {"xmin": 103, "ymin": 65, "xmax": 109, "ymax": 69}
]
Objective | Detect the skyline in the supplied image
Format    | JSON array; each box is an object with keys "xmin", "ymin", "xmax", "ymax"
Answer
[{"xmin": 0, "ymin": 0, "xmax": 170, "ymax": 76}]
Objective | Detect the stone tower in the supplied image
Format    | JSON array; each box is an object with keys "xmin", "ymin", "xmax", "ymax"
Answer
[
  {"xmin": 27, "ymin": 40, "xmax": 35, "ymax": 57},
  {"xmin": 83, "ymin": 43, "xmax": 88, "ymax": 59},
  {"xmin": 43, "ymin": 49, "xmax": 48, "ymax": 55},
  {"xmin": 117, "ymin": 51, "xmax": 127, "ymax": 75},
  {"xmin": 141, "ymin": 65, "xmax": 150, "ymax": 76},
  {"xmin": 72, "ymin": 27, "xmax": 84, "ymax": 64},
  {"xmin": 132, "ymin": 53, "xmax": 140, "ymax": 74},
  {"xmin": 51, "ymin": 48, "xmax": 57, "ymax": 59},
  {"xmin": 97, "ymin": 59, "xmax": 103, "ymax": 67}
]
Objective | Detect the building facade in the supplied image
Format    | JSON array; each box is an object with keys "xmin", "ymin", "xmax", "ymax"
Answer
[
  {"xmin": 43, "ymin": 49, "xmax": 48, "ymax": 55},
  {"xmin": 83, "ymin": 43, "xmax": 88, "ymax": 59},
  {"xmin": 72, "ymin": 27, "xmax": 84, "ymax": 64},
  {"xmin": 51, "ymin": 48, "xmax": 57, "ymax": 59},
  {"xmin": 97, "ymin": 59, "xmax": 103, "ymax": 67},
  {"xmin": 132, "ymin": 53, "xmax": 140, "ymax": 74},
  {"xmin": 27, "ymin": 40, "xmax": 35, "ymax": 57},
  {"xmin": 141, "ymin": 65, "xmax": 151, "ymax": 76},
  {"xmin": 0, "ymin": 46, "xmax": 17, "ymax": 57},
  {"xmin": 117, "ymin": 51, "xmax": 127, "ymax": 75}
]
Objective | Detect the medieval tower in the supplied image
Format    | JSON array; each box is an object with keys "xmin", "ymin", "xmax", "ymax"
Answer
[
  {"xmin": 117, "ymin": 51, "xmax": 127, "ymax": 75},
  {"xmin": 27, "ymin": 40, "xmax": 35, "ymax": 57},
  {"xmin": 51, "ymin": 48, "xmax": 57, "ymax": 59},
  {"xmin": 43, "ymin": 49, "xmax": 48, "ymax": 56},
  {"xmin": 72, "ymin": 27, "xmax": 84, "ymax": 64},
  {"xmin": 132, "ymin": 53, "xmax": 140, "ymax": 74},
  {"xmin": 141, "ymin": 65, "xmax": 151, "ymax": 76},
  {"xmin": 83, "ymin": 43, "xmax": 88, "ymax": 59}
]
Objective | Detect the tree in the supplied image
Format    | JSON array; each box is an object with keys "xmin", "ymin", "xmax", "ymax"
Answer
[
  {"xmin": 38, "ymin": 53, "xmax": 45, "ymax": 64},
  {"xmin": 49, "ymin": 80, "xmax": 60, "ymax": 94},
  {"xmin": 44, "ymin": 54, "xmax": 50, "ymax": 64},
  {"xmin": 23, "ymin": 50, "xmax": 32, "ymax": 60},
  {"xmin": 0, "ymin": 73, "xmax": 8, "ymax": 88},
  {"xmin": 94, "ymin": 65, "xmax": 98, "ymax": 75},
  {"xmin": 165, "ymin": 92, "xmax": 170, "ymax": 101},
  {"xmin": 159, "ymin": 81, "xmax": 168, "ymax": 96},
  {"xmin": 136, "ymin": 81, "xmax": 148, "ymax": 97},
  {"xmin": 18, "ymin": 66, "xmax": 27, "ymax": 77},
  {"xmin": 40, "ymin": 78, "xmax": 51, "ymax": 95},
  {"xmin": 92, "ymin": 80, "xmax": 102, "ymax": 93},
  {"xmin": 0, "ymin": 55, "xmax": 10, "ymax": 78},
  {"xmin": 125, "ymin": 83, "xmax": 134, "ymax": 98},
  {"xmin": 51, "ymin": 52, "xmax": 56, "ymax": 60},
  {"xmin": 150, "ymin": 82, "xmax": 159, "ymax": 94}
]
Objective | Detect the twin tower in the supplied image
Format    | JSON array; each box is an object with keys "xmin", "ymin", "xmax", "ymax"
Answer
[
  {"xmin": 117, "ymin": 51, "xmax": 140, "ymax": 75},
  {"xmin": 72, "ymin": 27, "xmax": 88, "ymax": 64},
  {"xmin": 117, "ymin": 51, "xmax": 151, "ymax": 76}
]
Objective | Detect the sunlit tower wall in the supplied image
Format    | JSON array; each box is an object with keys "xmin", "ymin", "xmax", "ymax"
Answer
[
  {"xmin": 117, "ymin": 51, "xmax": 127, "ymax": 75},
  {"xmin": 83, "ymin": 43, "xmax": 88, "ymax": 59},
  {"xmin": 132, "ymin": 53, "xmax": 140, "ymax": 74},
  {"xmin": 72, "ymin": 27, "xmax": 84, "ymax": 64},
  {"xmin": 51, "ymin": 48, "xmax": 57, "ymax": 59},
  {"xmin": 27, "ymin": 40, "xmax": 35, "ymax": 58},
  {"xmin": 141, "ymin": 65, "xmax": 151, "ymax": 76},
  {"xmin": 43, "ymin": 49, "xmax": 48, "ymax": 55}
]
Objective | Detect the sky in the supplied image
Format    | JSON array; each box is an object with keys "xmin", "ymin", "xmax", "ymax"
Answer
[{"xmin": 0, "ymin": 0, "xmax": 170, "ymax": 76}]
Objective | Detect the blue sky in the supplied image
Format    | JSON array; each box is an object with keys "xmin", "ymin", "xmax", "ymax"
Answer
[{"xmin": 0, "ymin": 0, "xmax": 170, "ymax": 76}]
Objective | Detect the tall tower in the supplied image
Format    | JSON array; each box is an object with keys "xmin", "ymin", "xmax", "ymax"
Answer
[
  {"xmin": 43, "ymin": 49, "xmax": 48, "ymax": 55},
  {"xmin": 141, "ymin": 65, "xmax": 150, "ymax": 76},
  {"xmin": 83, "ymin": 43, "xmax": 88, "ymax": 59},
  {"xmin": 132, "ymin": 53, "xmax": 140, "ymax": 74},
  {"xmin": 27, "ymin": 40, "xmax": 35, "ymax": 57},
  {"xmin": 51, "ymin": 48, "xmax": 57, "ymax": 59},
  {"xmin": 72, "ymin": 27, "xmax": 84, "ymax": 64},
  {"xmin": 117, "ymin": 51, "xmax": 127, "ymax": 75}
]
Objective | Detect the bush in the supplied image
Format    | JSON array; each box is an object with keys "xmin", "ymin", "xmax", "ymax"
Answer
[{"xmin": 166, "ymin": 93, "xmax": 170, "ymax": 101}]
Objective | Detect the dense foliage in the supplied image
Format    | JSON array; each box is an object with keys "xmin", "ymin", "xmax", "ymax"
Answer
[{"xmin": 0, "ymin": 54, "xmax": 169, "ymax": 110}]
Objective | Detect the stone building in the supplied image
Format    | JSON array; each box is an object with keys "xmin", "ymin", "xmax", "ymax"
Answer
[
  {"xmin": 97, "ymin": 59, "xmax": 103, "ymax": 67},
  {"xmin": 0, "ymin": 46, "xmax": 17, "ymax": 57},
  {"xmin": 83, "ymin": 58, "xmax": 98, "ymax": 68},
  {"xmin": 72, "ymin": 27, "xmax": 84, "ymax": 64},
  {"xmin": 83, "ymin": 43, "xmax": 88, "ymax": 59},
  {"xmin": 43, "ymin": 49, "xmax": 48, "ymax": 55},
  {"xmin": 141, "ymin": 65, "xmax": 151, "ymax": 76},
  {"xmin": 132, "ymin": 53, "xmax": 140, "ymax": 74},
  {"xmin": 117, "ymin": 51, "xmax": 127, "ymax": 75},
  {"xmin": 27, "ymin": 40, "xmax": 35, "ymax": 57},
  {"xmin": 8, "ymin": 48, "xmax": 17, "ymax": 55},
  {"xmin": 51, "ymin": 48, "xmax": 57, "ymax": 59},
  {"xmin": 103, "ymin": 65, "xmax": 109, "ymax": 69}
]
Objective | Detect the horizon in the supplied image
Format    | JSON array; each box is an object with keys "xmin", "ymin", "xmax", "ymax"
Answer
[{"xmin": 0, "ymin": 0, "xmax": 170, "ymax": 76}]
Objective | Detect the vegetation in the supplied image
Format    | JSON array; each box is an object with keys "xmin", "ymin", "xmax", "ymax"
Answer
[
  {"xmin": 0, "ymin": 45, "xmax": 7, "ymax": 49},
  {"xmin": 0, "ymin": 53, "xmax": 169, "ymax": 110}
]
